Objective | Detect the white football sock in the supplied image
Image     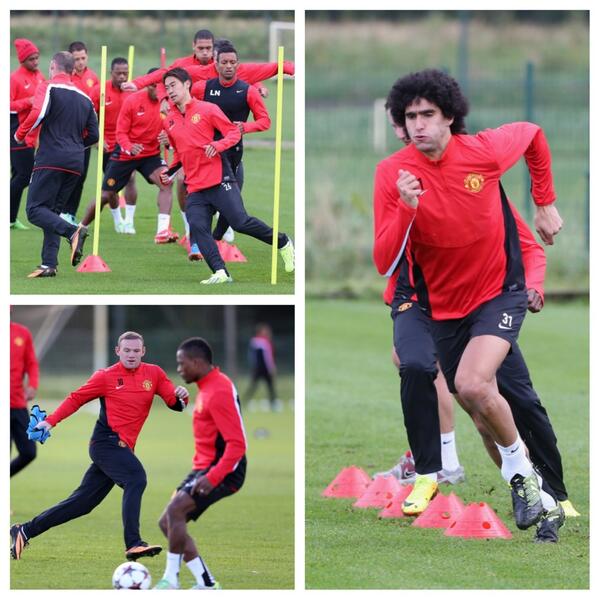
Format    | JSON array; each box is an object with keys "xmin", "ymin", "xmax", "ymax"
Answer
[
  {"xmin": 186, "ymin": 556, "xmax": 214, "ymax": 586},
  {"xmin": 496, "ymin": 437, "xmax": 533, "ymax": 482},
  {"xmin": 125, "ymin": 204, "xmax": 136, "ymax": 224},
  {"xmin": 536, "ymin": 472, "xmax": 558, "ymax": 510},
  {"xmin": 163, "ymin": 552, "xmax": 181, "ymax": 586},
  {"xmin": 180, "ymin": 210, "xmax": 190, "ymax": 237},
  {"xmin": 110, "ymin": 207, "xmax": 122, "ymax": 225},
  {"xmin": 157, "ymin": 213, "xmax": 170, "ymax": 233},
  {"xmin": 440, "ymin": 430, "xmax": 460, "ymax": 472}
]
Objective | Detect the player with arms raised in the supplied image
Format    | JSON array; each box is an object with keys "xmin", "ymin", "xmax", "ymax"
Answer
[{"xmin": 10, "ymin": 332, "xmax": 189, "ymax": 561}]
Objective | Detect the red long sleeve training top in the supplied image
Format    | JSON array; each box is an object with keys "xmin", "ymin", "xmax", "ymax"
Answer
[
  {"xmin": 114, "ymin": 89, "xmax": 163, "ymax": 160},
  {"xmin": 164, "ymin": 98, "xmax": 241, "ymax": 192},
  {"xmin": 90, "ymin": 81, "xmax": 133, "ymax": 153},
  {"xmin": 10, "ymin": 65, "xmax": 46, "ymax": 148},
  {"xmin": 373, "ymin": 122, "xmax": 555, "ymax": 320},
  {"xmin": 192, "ymin": 367, "xmax": 247, "ymax": 487},
  {"xmin": 10, "ymin": 322, "xmax": 39, "ymax": 409},
  {"xmin": 132, "ymin": 60, "xmax": 295, "ymax": 91},
  {"xmin": 382, "ymin": 199, "xmax": 546, "ymax": 306},
  {"xmin": 71, "ymin": 67, "xmax": 99, "ymax": 98},
  {"xmin": 46, "ymin": 362, "xmax": 184, "ymax": 451}
]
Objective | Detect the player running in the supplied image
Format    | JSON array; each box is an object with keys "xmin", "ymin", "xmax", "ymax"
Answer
[
  {"xmin": 80, "ymin": 69, "xmax": 176, "ymax": 243},
  {"xmin": 10, "ymin": 331, "xmax": 189, "ymax": 561},
  {"xmin": 191, "ymin": 42, "xmax": 272, "ymax": 245},
  {"xmin": 87, "ymin": 57, "xmax": 137, "ymax": 232},
  {"xmin": 160, "ymin": 67, "xmax": 294, "ymax": 284},
  {"xmin": 10, "ymin": 38, "xmax": 45, "ymax": 230},
  {"xmin": 153, "ymin": 337, "xmax": 247, "ymax": 589},
  {"xmin": 373, "ymin": 69, "xmax": 563, "ymax": 536}
]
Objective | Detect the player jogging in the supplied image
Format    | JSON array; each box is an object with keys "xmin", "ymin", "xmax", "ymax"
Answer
[
  {"xmin": 373, "ymin": 69, "xmax": 563, "ymax": 534},
  {"xmin": 10, "ymin": 331, "xmax": 189, "ymax": 561},
  {"xmin": 161, "ymin": 67, "xmax": 294, "ymax": 284},
  {"xmin": 154, "ymin": 337, "xmax": 247, "ymax": 590},
  {"xmin": 81, "ymin": 69, "xmax": 175, "ymax": 242},
  {"xmin": 191, "ymin": 42, "xmax": 271, "ymax": 244}
]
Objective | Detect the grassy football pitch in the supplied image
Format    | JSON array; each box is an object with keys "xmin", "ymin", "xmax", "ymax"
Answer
[
  {"xmin": 10, "ymin": 375, "xmax": 294, "ymax": 589},
  {"xmin": 306, "ymin": 299, "xmax": 589, "ymax": 589},
  {"xmin": 10, "ymin": 146, "xmax": 294, "ymax": 295}
]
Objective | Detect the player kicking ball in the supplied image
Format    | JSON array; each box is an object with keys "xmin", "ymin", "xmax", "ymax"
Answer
[
  {"xmin": 153, "ymin": 337, "xmax": 246, "ymax": 589},
  {"xmin": 160, "ymin": 67, "xmax": 294, "ymax": 284},
  {"xmin": 10, "ymin": 332, "xmax": 189, "ymax": 561}
]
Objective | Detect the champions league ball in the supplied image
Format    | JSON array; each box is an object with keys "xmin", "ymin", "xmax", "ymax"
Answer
[{"xmin": 112, "ymin": 561, "xmax": 152, "ymax": 590}]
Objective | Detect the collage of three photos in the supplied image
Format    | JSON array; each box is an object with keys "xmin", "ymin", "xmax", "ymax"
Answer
[{"xmin": 9, "ymin": 8, "xmax": 589, "ymax": 592}]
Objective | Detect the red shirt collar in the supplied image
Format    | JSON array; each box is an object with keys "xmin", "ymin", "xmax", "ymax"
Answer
[
  {"xmin": 408, "ymin": 134, "xmax": 456, "ymax": 166},
  {"xmin": 196, "ymin": 366, "xmax": 220, "ymax": 387}
]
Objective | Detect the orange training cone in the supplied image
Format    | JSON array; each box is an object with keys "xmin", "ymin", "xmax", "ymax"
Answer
[
  {"xmin": 217, "ymin": 240, "xmax": 247, "ymax": 263},
  {"xmin": 412, "ymin": 491, "xmax": 465, "ymax": 529},
  {"xmin": 444, "ymin": 502, "xmax": 512, "ymax": 539},
  {"xmin": 322, "ymin": 466, "xmax": 371, "ymax": 499},
  {"xmin": 378, "ymin": 485, "xmax": 414, "ymax": 518},
  {"xmin": 77, "ymin": 255, "xmax": 111, "ymax": 272},
  {"xmin": 353, "ymin": 475, "xmax": 402, "ymax": 509}
]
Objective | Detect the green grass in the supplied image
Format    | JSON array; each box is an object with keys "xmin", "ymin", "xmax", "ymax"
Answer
[
  {"xmin": 10, "ymin": 144, "xmax": 294, "ymax": 295},
  {"xmin": 10, "ymin": 374, "xmax": 294, "ymax": 589},
  {"xmin": 306, "ymin": 299, "xmax": 589, "ymax": 589}
]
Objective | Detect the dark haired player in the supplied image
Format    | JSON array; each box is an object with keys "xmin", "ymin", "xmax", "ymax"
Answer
[
  {"xmin": 60, "ymin": 41, "xmax": 100, "ymax": 225},
  {"xmin": 160, "ymin": 67, "xmax": 294, "ymax": 284},
  {"xmin": 15, "ymin": 51, "xmax": 98, "ymax": 278},
  {"xmin": 191, "ymin": 42, "xmax": 271, "ymax": 244},
  {"xmin": 154, "ymin": 337, "xmax": 246, "ymax": 589},
  {"xmin": 88, "ymin": 57, "xmax": 137, "ymax": 232},
  {"xmin": 10, "ymin": 38, "xmax": 45, "ymax": 230},
  {"xmin": 10, "ymin": 331, "xmax": 189, "ymax": 561},
  {"xmin": 373, "ymin": 68, "xmax": 563, "ymax": 535},
  {"xmin": 81, "ymin": 69, "xmax": 176, "ymax": 243}
]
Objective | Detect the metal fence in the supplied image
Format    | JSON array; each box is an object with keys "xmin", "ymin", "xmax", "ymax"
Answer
[{"xmin": 307, "ymin": 62, "xmax": 589, "ymax": 292}]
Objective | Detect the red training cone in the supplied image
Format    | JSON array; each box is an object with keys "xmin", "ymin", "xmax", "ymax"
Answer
[
  {"xmin": 322, "ymin": 466, "xmax": 371, "ymax": 499},
  {"xmin": 444, "ymin": 502, "xmax": 512, "ymax": 539},
  {"xmin": 77, "ymin": 255, "xmax": 111, "ymax": 273},
  {"xmin": 217, "ymin": 240, "xmax": 247, "ymax": 263},
  {"xmin": 412, "ymin": 491, "xmax": 465, "ymax": 528},
  {"xmin": 353, "ymin": 475, "xmax": 402, "ymax": 509},
  {"xmin": 378, "ymin": 485, "xmax": 414, "ymax": 518}
]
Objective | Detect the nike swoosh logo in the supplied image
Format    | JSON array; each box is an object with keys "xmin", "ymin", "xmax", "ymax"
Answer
[
  {"xmin": 236, "ymin": 89, "xmax": 244, "ymax": 93},
  {"xmin": 105, "ymin": 101, "xmax": 113, "ymax": 105},
  {"xmin": 24, "ymin": 83, "xmax": 31, "ymax": 89},
  {"xmin": 115, "ymin": 385, "xmax": 125, "ymax": 390},
  {"xmin": 136, "ymin": 111, "xmax": 145, "ymax": 116},
  {"xmin": 498, "ymin": 324, "xmax": 512, "ymax": 330}
]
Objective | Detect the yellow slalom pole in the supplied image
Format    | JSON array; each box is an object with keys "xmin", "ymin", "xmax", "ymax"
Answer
[
  {"xmin": 127, "ymin": 45, "xmax": 135, "ymax": 81},
  {"xmin": 92, "ymin": 45, "xmax": 108, "ymax": 256},
  {"xmin": 270, "ymin": 46, "xmax": 285, "ymax": 284}
]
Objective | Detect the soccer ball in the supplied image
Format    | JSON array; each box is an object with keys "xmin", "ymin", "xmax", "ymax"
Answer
[{"xmin": 112, "ymin": 561, "xmax": 152, "ymax": 590}]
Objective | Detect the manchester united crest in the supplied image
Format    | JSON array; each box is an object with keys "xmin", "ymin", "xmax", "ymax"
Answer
[
  {"xmin": 118, "ymin": 440, "xmax": 127, "ymax": 448},
  {"xmin": 191, "ymin": 114, "xmax": 201, "ymax": 124},
  {"xmin": 107, "ymin": 178, "xmax": 116, "ymax": 187},
  {"xmin": 87, "ymin": 78, "xmax": 94, "ymax": 87},
  {"xmin": 14, "ymin": 336, "xmax": 24, "ymax": 346},
  {"xmin": 397, "ymin": 302, "xmax": 413, "ymax": 313},
  {"xmin": 142, "ymin": 380, "xmax": 152, "ymax": 391},
  {"xmin": 464, "ymin": 173, "xmax": 485, "ymax": 192}
]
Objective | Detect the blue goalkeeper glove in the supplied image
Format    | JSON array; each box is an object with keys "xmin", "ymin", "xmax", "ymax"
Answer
[{"xmin": 26, "ymin": 405, "xmax": 52, "ymax": 444}]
